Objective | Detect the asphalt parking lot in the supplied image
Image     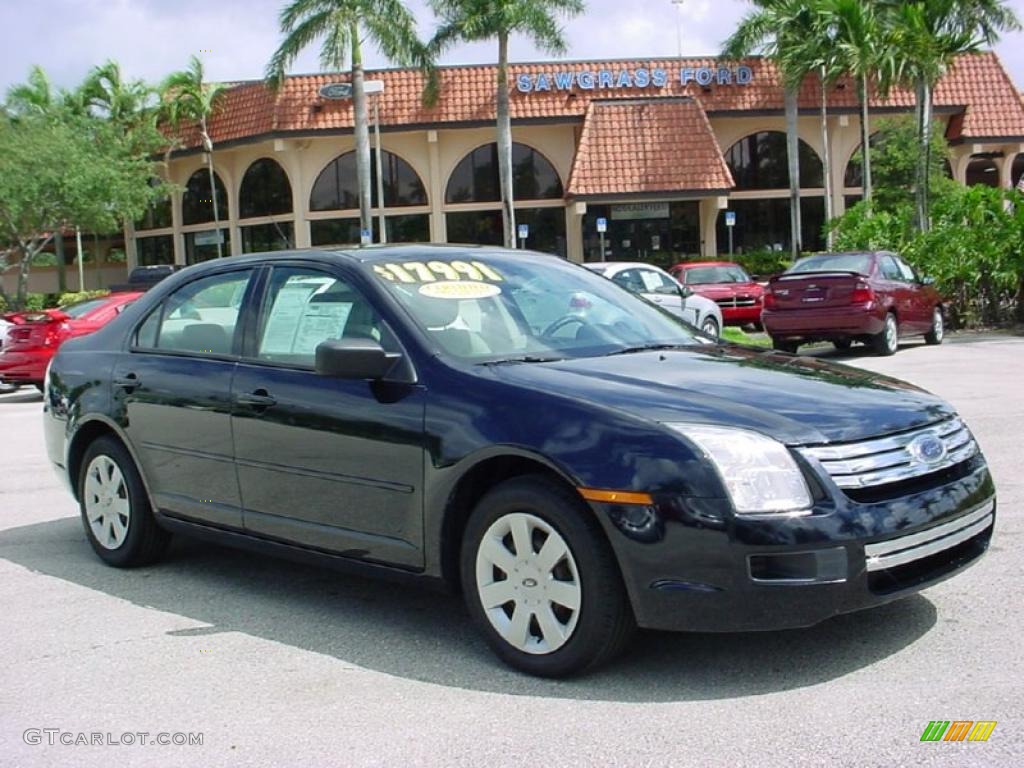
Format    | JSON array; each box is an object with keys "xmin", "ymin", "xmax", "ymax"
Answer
[{"xmin": 0, "ymin": 334, "xmax": 1021, "ymax": 767}]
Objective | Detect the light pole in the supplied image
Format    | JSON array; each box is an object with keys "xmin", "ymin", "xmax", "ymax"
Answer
[
  {"xmin": 672, "ymin": 0, "xmax": 685, "ymax": 59},
  {"xmin": 364, "ymin": 79, "xmax": 387, "ymax": 244}
]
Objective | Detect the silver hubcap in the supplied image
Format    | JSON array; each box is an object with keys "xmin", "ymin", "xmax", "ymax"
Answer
[
  {"xmin": 84, "ymin": 455, "xmax": 130, "ymax": 549},
  {"xmin": 933, "ymin": 309, "xmax": 944, "ymax": 340},
  {"xmin": 885, "ymin": 316, "xmax": 898, "ymax": 351},
  {"xmin": 702, "ymin": 319, "xmax": 718, "ymax": 337},
  {"xmin": 475, "ymin": 512, "xmax": 582, "ymax": 655}
]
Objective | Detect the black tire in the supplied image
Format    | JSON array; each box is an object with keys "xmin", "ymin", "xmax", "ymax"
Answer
[
  {"xmin": 872, "ymin": 312, "xmax": 899, "ymax": 356},
  {"xmin": 924, "ymin": 306, "xmax": 945, "ymax": 345},
  {"xmin": 460, "ymin": 474, "xmax": 634, "ymax": 677},
  {"xmin": 78, "ymin": 436, "xmax": 170, "ymax": 567},
  {"xmin": 771, "ymin": 338, "xmax": 799, "ymax": 354},
  {"xmin": 700, "ymin": 316, "xmax": 720, "ymax": 339},
  {"xmin": 833, "ymin": 339, "xmax": 852, "ymax": 351}
]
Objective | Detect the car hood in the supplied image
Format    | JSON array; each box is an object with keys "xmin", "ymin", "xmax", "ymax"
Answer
[{"xmin": 488, "ymin": 345, "xmax": 953, "ymax": 445}]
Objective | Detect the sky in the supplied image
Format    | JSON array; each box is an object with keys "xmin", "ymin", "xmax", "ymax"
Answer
[{"xmin": 1, "ymin": 0, "xmax": 1023, "ymax": 95}]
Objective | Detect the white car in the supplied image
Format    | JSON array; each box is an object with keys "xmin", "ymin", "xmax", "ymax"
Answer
[
  {"xmin": 0, "ymin": 318, "xmax": 17, "ymax": 393},
  {"xmin": 584, "ymin": 262, "xmax": 723, "ymax": 338}
]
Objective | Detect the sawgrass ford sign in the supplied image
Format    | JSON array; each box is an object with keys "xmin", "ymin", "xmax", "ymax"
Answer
[{"xmin": 515, "ymin": 65, "xmax": 754, "ymax": 93}]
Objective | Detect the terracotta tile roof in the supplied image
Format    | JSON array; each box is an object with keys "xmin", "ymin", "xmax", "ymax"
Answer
[
  {"xmin": 183, "ymin": 52, "xmax": 1024, "ymax": 151},
  {"xmin": 567, "ymin": 99, "xmax": 733, "ymax": 197}
]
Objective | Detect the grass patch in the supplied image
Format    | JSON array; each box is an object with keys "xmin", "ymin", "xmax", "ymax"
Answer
[{"xmin": 721, "ymin": 327, "xmax": 772, "ymax": 348}]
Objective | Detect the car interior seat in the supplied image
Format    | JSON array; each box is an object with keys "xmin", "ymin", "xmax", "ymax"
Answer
[{"xmin": 178, "ymin": 323, "xmax": 232, "ymax": 354}]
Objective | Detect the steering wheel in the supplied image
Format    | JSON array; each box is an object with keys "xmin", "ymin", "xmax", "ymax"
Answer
[{"xmin": 542, "ymin": 314, "xmax": 588, "ymax": 339}]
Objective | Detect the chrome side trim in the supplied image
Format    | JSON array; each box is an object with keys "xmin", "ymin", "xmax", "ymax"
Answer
[{"xmin": 864, "ymin": 498, "xmax": 995, "ymax": 572}]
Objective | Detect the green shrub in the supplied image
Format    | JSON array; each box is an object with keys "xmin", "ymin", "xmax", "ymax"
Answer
[
  {"xmin": 58, "ymin": 290, "xmax": 110, "ymax": 307},
  {"xmin": 732, "ymin": 249, "xmax": 793, "ymax": 279}
]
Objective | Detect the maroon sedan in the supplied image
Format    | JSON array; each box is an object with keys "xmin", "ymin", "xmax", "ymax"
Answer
[
  {"xmin": 669, "ymin": 261, "xmax": 764, "ymax": 328},
  {"xmin": 762, "ymin": 251, "xmax": 944, "ymax": 356}
]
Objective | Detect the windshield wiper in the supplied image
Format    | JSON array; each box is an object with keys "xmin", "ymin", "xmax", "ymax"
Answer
[
  {"xmin": 480, "ymin": 355, "xmax": 564, "ymax": 366},
  {"xmin": 604, "ymin": 343, "xmax": 691, "ymax": 357}
]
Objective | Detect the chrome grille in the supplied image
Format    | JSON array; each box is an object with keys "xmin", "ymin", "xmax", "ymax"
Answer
[
  {"xmin": 714, "ymin": 296, "xmax": 758, "ymax": 308},
  {"xmin": 864, "ymin": 498, "xmax": 994, "ymax": 572},
  {"xmin": 799, "ymin": 417, "xmax": 978, "ymax": 490}
]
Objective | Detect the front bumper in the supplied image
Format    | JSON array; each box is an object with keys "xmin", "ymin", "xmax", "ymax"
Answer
[
  {"xmin": 591, "ymin": 458, "xmax": 995, "ymax": 632},
  {"xmin": 720, "ymin": 305, "xmax": 763, "ymax": 325}
]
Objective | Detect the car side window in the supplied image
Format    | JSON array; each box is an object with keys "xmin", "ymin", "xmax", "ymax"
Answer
[
  {"xmin": 135, "ymin": 270, "xmax": 253, "ymax": 356},
  {"xmin": 612, "ymin": 269, "xmax": 645, "ymax": 294},
  {"xmin": 879, "ymin": 256, "xmax": 904, "ymax": 281},
  {"xmin": 253, "ymin": 267, "xmax": 394, "ymax": 368},
  {"xmin": 642, "ymin": 269, "xmax": 679, "ymax": 294},
  {"xmin": 896, "ymin": 258, "xmax": 917, "ymax": 282}
]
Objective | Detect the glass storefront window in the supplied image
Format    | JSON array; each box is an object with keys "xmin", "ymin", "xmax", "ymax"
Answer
[
  {"xmin": 726, "ymin": 132, "xmax": 824, "ymax": 190},
  {"xmin": 135, "ymin": 178, "xmax": 172, "ymax": 230},
  {"xmin": 184, "ymin": 228, "xmax": 230, "ymax": 264},
  {"xmin": 136, "ymin": 235, "xmax": 175, "ymax": 266},
  {"xmin": 240, "ymin": 159, "xmax": 293, "ymax": 218},
  {"xmin": 715, "ymin": 197, "xmax": 825, "ymax": 254},
  {"xmin": 310, "ymin": 214, "xmax": 430, "ymax": 247},
  {"xmin": 445, "ymin": 208, "xmax": 566, "ymax": 257},
  {"xmin": 182, "ymin": 169, "xmax": 229, "ymax": 225},
  {"xmin": 445, "ymin": 143, "xmax": 563, "ymax": 203},
  {"xmin": 581, "ymin": 201, "xmax": 700, "ymax": 268},
  {"xmin": 310, "ymin": 150, "xmax": 427, "ymax": 211},
  {"xmin": 241, "ymin": 221, "xmax": 294, "ymax": 253}
]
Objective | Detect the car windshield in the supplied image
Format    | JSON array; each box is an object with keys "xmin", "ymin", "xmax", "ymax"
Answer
[
  {"xmin": 788, "ymin": 253, "xmax": 873, "ymax": 275},
  {"xmin": 682, "ymin": 265, "xmax": 751, "ymax": 284},
  {"xmin": 61, "ymin": 297, "xmax": 110, "ymax": 319},
  {"xmin": 371, "ymin": 252, "xmax": 700, "ymax": 362}
]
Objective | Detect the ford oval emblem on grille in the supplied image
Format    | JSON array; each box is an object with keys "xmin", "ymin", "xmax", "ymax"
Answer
[{"xmin": 908, "ymin": 433, "xmax": 947, "ymax": 465}]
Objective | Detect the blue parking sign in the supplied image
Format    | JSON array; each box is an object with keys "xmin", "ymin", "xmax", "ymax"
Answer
[
  {"xmin": 596, "ymin": 217, "xmax": 607, "ymax": 233},
  {"xmin": 725, "ymin": 211, "xmax": 736, "ymax": 227},
  {"xmin": 517, "ymin": 223, "xmax": 529, "ymax": 240}
]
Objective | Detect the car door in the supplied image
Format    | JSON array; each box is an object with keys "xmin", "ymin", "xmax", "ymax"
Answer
[
  {"xmin": 637, "ymin": 267, "xmax": 694, "ymax": 322},
  {"xmin": 115, "ymin": 267, "xmax": 257, "ymax": 529},
  {"xmin": 877, "ymin": 254, "xmax": 917, "ymax": 328},
  {"xmin": 895, "ymin": 256, "xmax": 932, "ymax": 331},
  {"xmin": 230, "ymin": 264, "xmax": 426, "ymax": 568}
]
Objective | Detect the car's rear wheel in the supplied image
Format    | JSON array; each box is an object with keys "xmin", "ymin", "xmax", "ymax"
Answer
[
  {"xmin": 872, "ymin": 313, "xmax": 899, "ymax": 356},
  {"xmin": 833, "ymin": 339, "xmax": 852, "ymax": 351},
  {"xmin": 79, "ymin": 436, "xmax": 170, "ymax": 567},
  {"xmin": 924, "ymin": 306, "xmax": 945, "ymax": 345},
  {"xmin": 460, "ymin": 475, "xmax": 634, "ymax": 677},
  {"xmin": 772, "ymin": 338, "xmax": 799, "ymax": 354},
  {"xmin": 700, "ymin": 316, "xmax": 720, "ymax": 339}
]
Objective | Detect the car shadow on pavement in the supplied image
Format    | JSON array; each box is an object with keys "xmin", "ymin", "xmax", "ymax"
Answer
[{"xmin": 0, "ymin": 516, "xmax": 937, "ymax": 702}]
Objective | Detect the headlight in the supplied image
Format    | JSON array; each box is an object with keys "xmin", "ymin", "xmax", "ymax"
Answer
[{"xmin": 666, "ymin": 423, "xmax": 812, "ymax": 514}]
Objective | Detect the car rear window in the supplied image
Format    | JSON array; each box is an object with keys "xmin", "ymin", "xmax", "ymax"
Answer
[
  {"xmin": 788, "ymin": 254, "xmax": 873, "ymax": 275},
  {"xmin": 682, "ymin": 265, "xmax": 751, "ymax": 284},
  {"xmin": 61, "ymin": 297, "xmax": 110, "ymax": 318}
]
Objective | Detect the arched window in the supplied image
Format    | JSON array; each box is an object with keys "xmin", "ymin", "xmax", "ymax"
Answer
[
  {"xmin": 136, "ymin": 178, "xmax": 172, "ymax": 230},
  {"xmin": 182, "ymin": 169, "xmax": 228, "ymax": 225},
  {"xmin": 843, "ymin": 134, "xmax": 883, "ymax": 188},
  {"xmin": 725, "ymin": 131, "xmax": 823, "ymax": 190},
  {"xmin": 310, "ymin": 149, "xmax": 426, "ymax": 211},
  {"xmin": 445, "ymin": 143, "xmax": 563, "ymax": 203},
  {"xmin": 965, "ymin": 156, "xmax": 1000, "ymax": 187},
  {"xmin": 239, "ymin": 158, "xmax": 293, "ymax": 218},
  {"xmin": 1011, "ymin": 153, "xmax": 1023, "ymax": 189}
]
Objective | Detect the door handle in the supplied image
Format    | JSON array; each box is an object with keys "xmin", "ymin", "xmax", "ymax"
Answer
[
  {"xmin": 113, "ymin": 373, "xmax": 139, "ymax": 389},
  {"xmin": 236, "ymin": 389, "xmax": 276, "ymax": 408}
]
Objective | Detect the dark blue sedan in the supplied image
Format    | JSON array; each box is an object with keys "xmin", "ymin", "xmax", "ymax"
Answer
[{"xmin": 43, "ymin": 246, "xmax": 995, "ymax": 676}]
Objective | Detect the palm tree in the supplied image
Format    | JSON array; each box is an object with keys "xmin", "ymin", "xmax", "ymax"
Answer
[
  {"xmin": 887, "ymin": 0, "xmax": 1020, "ymax": 231},
  {"xmin": 430, "ymin": 0, "xmax": 584, "ymax": 249},
  {"xmin": 161, "ymin": 56, "xmax": 228, "ymax": 256},
  {"xmin": 724, "ymin": 1, "xmax": 817, "ymax": 259},
  {"xmin": 84, "ymin": 60, "xmax": 156, "ymax": 144},
  {"xmin": 266, "ymin": 0, "xmax": 428, "ymax": 244}
]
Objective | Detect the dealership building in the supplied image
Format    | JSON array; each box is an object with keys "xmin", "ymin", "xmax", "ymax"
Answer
[{"xmin": 12, "ymin": 52, "xmax": 1024, "ymax": 292}]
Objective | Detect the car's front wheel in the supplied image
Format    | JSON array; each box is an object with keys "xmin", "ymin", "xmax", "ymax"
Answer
[
  {"xmin": 700, "ymin": 315, "xmax": 720, "ymax": 339},
  {"xmin": 461, "ymin": 475, "xmax": 634, "ymax": 677},
  {"xmin": 924, "ymin": 306, "xmax": 945, "ymax": 345},
  {"xmin": 79, "ymin": 436, "xmax": 170, "ymax": 567}
]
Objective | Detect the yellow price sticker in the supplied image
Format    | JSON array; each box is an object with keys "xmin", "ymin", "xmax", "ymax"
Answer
[{"xmin": 374, "ymin": 260, "xmax": 504, "ymax": 284}]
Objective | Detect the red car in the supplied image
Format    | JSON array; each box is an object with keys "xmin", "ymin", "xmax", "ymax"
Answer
[
  {"xmin": 0, "ymin": 292, "xmax": 141, "ymax": 389},
  {"xmin": 762, "ymin": 251, "xmax": 944, "ymax": 356},
  {"xmin": 669, "ymin": 261, "xmax": 765, "ymax": 327}
]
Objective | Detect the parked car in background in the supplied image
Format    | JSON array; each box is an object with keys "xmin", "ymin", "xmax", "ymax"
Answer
[
  {"xmin": 0, "ymin": 292, "xmax": 142, "ymax": 390},
  {"xmin": 669, "ymin": 261, "xmax": 765, "ymax": 329},
  {"xmin": 0, "ymin": 318, "xmax": 17, "ymax": 393},
  {"xmin": 584, "ymin": 262, "xmax": 723, "ymax": 338},
  {"xmin": 762, "ymin": 251, "xmax": 944, "ymax": 356}
]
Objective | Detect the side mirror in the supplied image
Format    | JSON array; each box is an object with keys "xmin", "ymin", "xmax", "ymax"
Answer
[
  {"xmin": 678, "ymin": 285, "xmax": 693, "ymax": 299},
  {"xmin": 315, "ymin": 338, "xmax": 401, "ymax": 380}
]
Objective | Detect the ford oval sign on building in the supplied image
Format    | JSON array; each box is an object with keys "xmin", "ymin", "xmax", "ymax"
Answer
[{"xmin": 319, "ymin": 82, "xmax": 352, "ymax": 100}]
